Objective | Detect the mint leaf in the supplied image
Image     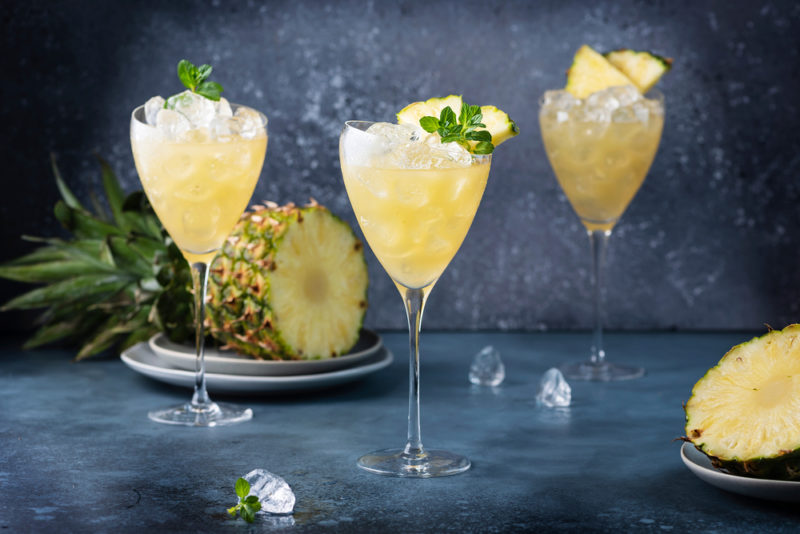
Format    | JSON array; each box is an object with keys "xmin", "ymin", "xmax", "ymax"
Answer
[
  {"xmin": 417, "ymin": 100, "xmax": 495, "ymax": 154},
  {"xmin": 196, "ymin": 64, "xmax": 212, "ymax": 82},
  {"xmin": 473, "ymin": 141, "xmax": 494, "ymax": 154},
  {"xmin": 196, "ymin": 81, "xmax": 223, "ymax": 101},
  {"xmin": 175, "ymin": 59, "xmax": 224, "ymax": 101},
  {"xmin": 235, "ymin": 478, "xmax": 250, "ymax": 499},
  {"xmin": 465, "ymin": 130, "xmax": 492, "ymax": 142},
  {"xmin": 241, "ymin": 506, "xmax": 255, "ymax": 523},
  {"xmin": 244, "ymin": 495, "xmax": 259, "ymax": 505},
  {"xmin": 177, "ymin": 60, "xmax": 194, "ymax": 90},
  {"xmin": 419, "ymin": 116, "xmax": 439, "ymax": 133}
]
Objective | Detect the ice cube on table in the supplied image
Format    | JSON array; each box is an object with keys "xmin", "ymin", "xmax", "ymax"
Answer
[
  {"xmin": 155, "ymin": 109, "xmax": 191, "ymax": 140},
  {"xmin": 536, "ymin": 368, "xmax": 571, "ymax": 408},
  {"xmin": 166, "ymin": 90, "xmax": 216, "ymax": 127},
  {"xmin": 243, "ymin": 468, "xmax": 295, "ymax": 515},
  {"xmin": 469, "ymin": 345, "xmax": 505, "ymax": 386},
  {"xmin": 144, "ymin": 96, "xmax": 165, "ymax": 126}
]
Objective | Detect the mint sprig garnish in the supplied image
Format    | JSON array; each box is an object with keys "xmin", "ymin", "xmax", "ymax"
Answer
[
  {"xmin": 419, "ymin": 102, "xmax": 494, "ymax": 154},
  {"xmin": 227, "ymin": 478, "xmax": 261, "ymax": 523},
  {"xmin": 176, "ymin": 59, "xmax": 223, "ymax": 101}
]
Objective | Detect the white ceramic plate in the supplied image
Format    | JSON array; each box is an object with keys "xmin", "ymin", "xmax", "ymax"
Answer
[
  {"xmin": 121, "ymin": 341, "xmax": 393, "ymax": 395},
  {"xmin": 149, "ymin": 329, "xmax": 382, "ymax": 376},
  {"xmin": 680, "ymin": 442, "xmax": 800, "ymax": 502}
]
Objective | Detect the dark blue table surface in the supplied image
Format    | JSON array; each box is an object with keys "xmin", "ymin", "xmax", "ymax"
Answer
[{"xmin": 1, "ymin": 331, "xmax": 798, "ymax": 532}]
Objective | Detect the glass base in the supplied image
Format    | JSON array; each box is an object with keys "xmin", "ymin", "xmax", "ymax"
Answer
[
  {"xmin": 357, "ymin": 448, "xmax": 470, "ymax": 478},
  {"xmin": 148, "ymin": 401, "xmax": 253, "ymax": 427},
  {"xmin": 560, "ymin": 361, "xmax": 644, "ymax": 381}
]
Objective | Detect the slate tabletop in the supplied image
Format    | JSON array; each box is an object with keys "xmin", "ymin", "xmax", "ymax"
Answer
[{"xmin": 1, "ymin": 331, "xmax": 798, "ymax": 533}]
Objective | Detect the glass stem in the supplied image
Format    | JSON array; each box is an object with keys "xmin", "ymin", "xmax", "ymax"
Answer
[
  {"xmin": 588, "ymin": 229, "xmax": 611, "ymax": 365},
  {"xmin": 190, "ymin": 261, "xmax": 212, "ymax": 409},
  {"xmin": 401, "ymin": 286, "xmax": 428, "ymax": 458}
]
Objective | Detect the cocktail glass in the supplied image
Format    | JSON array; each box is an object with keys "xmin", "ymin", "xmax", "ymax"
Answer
[
  {"xmin": 539, "ymin": 87, "xmax": 664, "ymax": 381},
  {"xmin": 340, "ymin": 121, "xmax": 491, "ymax": 476},
  {"xmin": 130, "ymin": 102, "xmax": 267, "ymax": 425}
]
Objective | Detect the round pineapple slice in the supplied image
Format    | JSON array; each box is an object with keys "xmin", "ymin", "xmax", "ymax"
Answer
[
  {"xmin": 685, "ymin": 325, "xmax": 800, "ymax": 480},
  {"xmin": 206, "ymin": 201, "xmax": 369, "ymax": 360}
]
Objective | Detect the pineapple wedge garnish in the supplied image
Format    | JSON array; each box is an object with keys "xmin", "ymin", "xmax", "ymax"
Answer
[{"xmin": 605, "ymin": 49, "xmax": 672, "ymax": 93}]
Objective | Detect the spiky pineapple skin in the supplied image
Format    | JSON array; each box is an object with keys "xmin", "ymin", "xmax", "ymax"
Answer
[
  {"xmin": 205, "ymin": 201, "xmax": 368, "ymax": 360},
  {"xmin": 685, "ymin": 325, "xmax": 800, "ymax": 481}
]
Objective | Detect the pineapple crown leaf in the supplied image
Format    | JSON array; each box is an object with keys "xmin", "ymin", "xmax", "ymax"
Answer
[{"xmin": 0, "ymin": 155, "xmax": 194, "ymax": 359}]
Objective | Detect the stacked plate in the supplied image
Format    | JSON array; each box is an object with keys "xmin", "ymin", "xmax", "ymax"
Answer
[{"xmin": 121, "ymin": 330, "xmax": 393, "ymax": 395}]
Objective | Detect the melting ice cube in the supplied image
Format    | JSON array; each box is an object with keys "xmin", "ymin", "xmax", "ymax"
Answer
[
  {"xmin": 166, "ymin": 90, "xmax": 216, "ymax": 127},
  {"xmin": 536, "ymin": 368, "xmax": 571, "ymax": 408},
  {"xmin": 155, "ymin": 109, "xmax": 191, "ymax": 140},
  {"xmin": 144, "ymin": 96, "xmax": 165, "ymax": 126},
  {"xmin": 469, "ymin": 346, "xmax": 505, "ymax": 386},
  {"xmin": 243, "ymin": 468, "xmax": 295, "ymax": 515}
]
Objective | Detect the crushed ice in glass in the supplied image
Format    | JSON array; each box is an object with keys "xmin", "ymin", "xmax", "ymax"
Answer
[
  {"xmin": 536, "ymin": 368, "xmax": 571, "ymax": 408},
  {"xmin": 136, "ymin": 90, "xmax": 261, "ymax": 144},
  {"xmin": 346, "ymin": 122, "xmax": 473, "ymax": 169},
  {"xmin": 243, "ymin": 468, "xmax": 295, "ymax": 515},
  {"xmin": 469, "ymin": 345, "xmax": 505, "ymax": 386},
  {"xmin": 540, "ymin": 85, "xmax": 662, "ymax": 125}
]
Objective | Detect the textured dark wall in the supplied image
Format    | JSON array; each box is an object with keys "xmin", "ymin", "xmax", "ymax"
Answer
[{"xmin": 1, "ymin": 0, "xmax": 799, "ymax": 332}]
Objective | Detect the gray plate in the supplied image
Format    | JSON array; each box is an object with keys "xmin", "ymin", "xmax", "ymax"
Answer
[
  {"xmin": 149, "ymin": 329, "xmax": 382, "ymax": 376},
  {"xmin": 680, "ymin": 442, "xmax": 800, "ymax": 502},
  {"xmin": 121, "ymin": 341, "xmax": 393, "ymax": 395}
]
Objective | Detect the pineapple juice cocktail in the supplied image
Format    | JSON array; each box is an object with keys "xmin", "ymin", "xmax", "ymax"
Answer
[
  {"xmin": 131, "ymin": 102, "xmax": 267, "ymax": 264},
  {"xmin": 341, "ymin": 156, "xmax": 489, "ymax": 289},
  {"xmin": 130, "ymin": 60, "xmax": 267, "ymax": 426},
  {"xmin": 540, "ymin": 86, "xmax": 663, "ymax": 232}
]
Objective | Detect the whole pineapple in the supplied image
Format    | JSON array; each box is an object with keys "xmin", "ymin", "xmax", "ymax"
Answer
[
  {"xmin": 206, "ymin": 201, "xmax": 369, "ymax": 360},
  {"xmin": 685, "ymin": 325, "xmax": 800, "ymax": 480}
]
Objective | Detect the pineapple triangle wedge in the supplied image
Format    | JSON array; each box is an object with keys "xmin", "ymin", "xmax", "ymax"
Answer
[
  {"xmin": 565, "ymin": 45, "xmax": 634, "ymax": 99},
  {"xmin": 605, "ymin": 49, "xmax": 672, "ymax": 93},
  {"xmin": 206, "ymin": 201, "xmax": 369, "ymax": 360},
  {"xmin": 685, "ymin": 325, "xmax": 800, "ymax": 480}
]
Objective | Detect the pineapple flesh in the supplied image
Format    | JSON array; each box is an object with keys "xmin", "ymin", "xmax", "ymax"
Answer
[
  {"xmin": 685, "ymin": 325, "xmax": 800, "ymax": 480},
  {"xmin": 206, "ymin": 201, "xmax": 368, "ymax": 360}
]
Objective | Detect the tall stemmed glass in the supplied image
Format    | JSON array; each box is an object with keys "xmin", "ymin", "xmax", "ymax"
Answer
[
  {"xmin": 130, "ymin": 102, "xmax": 267, "ymax": 425},
  {"xmin": 539, "ymin": 87, "xmax": 664, "ymax": 381},
  {"xmin": 340, "ymin": 121, "xmax": 491, "ymax": 477}
]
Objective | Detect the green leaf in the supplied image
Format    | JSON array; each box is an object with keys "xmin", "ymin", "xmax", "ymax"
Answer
[
  {"xmin": 108, "ymin": 236, "xmax": 153, "ymax": 277},
  {"xmin": 97, "ymin": 156, "xmax": 127, "ymax": 231},
  {"xmin": 235, "ymin": 478, "xmax": 250, "ymax": 499},
  {"xmin": 465, "ymin": 130, "xmax": 492, "ymax": 142},
  {"xmin": 1, "ymin": 274, "xmax": 130, "ymax": 311},
  {"xmin": 177, "ymin": 60, "xmax": 195, "ymax": 90},
  {"xmin": 4, "ymin": 246, "xmax": 69, "ymax": 266},
  {"xmin": 439, "ymin": 106, "xmax": 457, "ymax": 127},
  {"xmin": 196, "ymin": 81, "xmax": 223, "ymax": 101},
  {"xmin": 196, "ymin": 64, "xmax": 212, "ymax": 82},
  {"xmin": 244, "ymin": 495, "xmax": 259, "ymax": 505},
  {"xmin": 22, "ymin": 321, "xmax": 80, "ymax": 349},
  {"xmin": 0, "ymin": 260, "xmax": 102, "ymax": 283},
  {"xmin": 473, "ymin": 141, "xmax": 494, "ymax": 154},
  {"xmin": 240, "ymin": 505, "xmax": 255, "ymax": 523},
  {"xmin": 51, "ymin": 153, "xmax": 84, "ymax": 211},
  {"xmin": 54, "ymin": 201, "xmax": 125, "ymax": 240},
  {"xmin": 227, "ymin": 505, "xmax": 239, "ymax": 517},
  {"xmin": 419, "ymin": 116, "xmax": 439, "ymax": 133}
]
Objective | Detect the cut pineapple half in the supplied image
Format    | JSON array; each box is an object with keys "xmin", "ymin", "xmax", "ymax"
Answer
[
  {"xmin": 565, "ymin": 45, "xmax": 634, "ymax": 98},
  {"xmin": 206, "ymin": 202, "xmax": 369, "ymax": 360},
  {"xmin": 396, "ymin": 94, "xmax": 463, "ymax": 126},
  {"xmin": 605, "ymin": 49, "xmax": 672, "ymax": 93},
  {"xmin": 685, "ymin": 325, "xmax": 800, "ymax": 480}
]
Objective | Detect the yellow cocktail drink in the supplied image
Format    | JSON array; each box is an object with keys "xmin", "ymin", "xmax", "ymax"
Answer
[
  {"xmin": 540, "ymin": 88, "xmax": 663, "ymax": 232},
  {"xmin": 341, "ymin": 158, "xmax": 489, "ymax": 289},
  {"xmin": 131, "ymin": 130, "xmax": 267, "ymax": 263}
]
